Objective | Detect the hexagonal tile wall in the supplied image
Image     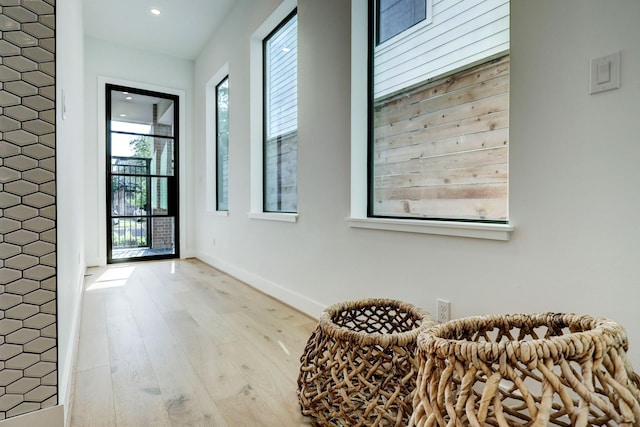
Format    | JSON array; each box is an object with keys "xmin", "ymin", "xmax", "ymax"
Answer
[{"xmin": 0, "ymin": 0, "xmax": 56, "ymax": 420}]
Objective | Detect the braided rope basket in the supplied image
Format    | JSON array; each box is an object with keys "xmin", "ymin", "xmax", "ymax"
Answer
[
  {"xmin": 297, "ymin": 298, "xmax": 434, "ymax": 426},
  {"xmin": 409, "ymin": 313, "xmax": 640, "ymax": 427}
]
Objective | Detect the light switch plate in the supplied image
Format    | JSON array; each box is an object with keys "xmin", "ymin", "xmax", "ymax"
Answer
[{"xmin": 590, "ymin": 52, "xmax": 620, "ymax": 94}]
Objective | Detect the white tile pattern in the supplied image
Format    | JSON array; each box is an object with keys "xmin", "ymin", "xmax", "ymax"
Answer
[{"xmin": 0, "ymin": 0, "xmax": 56, "ymax": 420}]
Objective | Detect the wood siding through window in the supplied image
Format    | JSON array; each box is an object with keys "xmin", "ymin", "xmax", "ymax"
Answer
[
  {"xmin": 372, "ymin": 55, "xmax": 509, "ymax": 221},
  {"xmin": 264, "ymin": 130, "xmax": 297, "ymax": 212}
]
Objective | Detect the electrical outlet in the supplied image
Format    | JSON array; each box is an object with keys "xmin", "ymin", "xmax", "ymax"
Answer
[{"xmin": 437, "ymin": 298, "xmax": 450, "ymax": 323}]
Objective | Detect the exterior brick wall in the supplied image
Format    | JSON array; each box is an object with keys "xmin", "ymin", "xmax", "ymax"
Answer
[{"xmin": 151, "ymin": 215, "xmax": 173, "ymax": 249}]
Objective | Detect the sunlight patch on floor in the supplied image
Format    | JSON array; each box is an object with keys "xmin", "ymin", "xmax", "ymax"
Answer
[{"xmin": 87, "ymin": 265, "xmax": 136, "ymax": 291}]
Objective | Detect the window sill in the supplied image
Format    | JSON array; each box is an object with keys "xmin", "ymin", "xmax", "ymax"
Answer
[
  {"xmin": 346, "ymin": 217, "xmax": 513, "ymax": 241},
  {"xmin": 248, "ymin": 212, "xmax": 299, "ymax": 223},
  {"xmin": 211, "ymin": 210, "xmax": 229, "ymax": 217}
]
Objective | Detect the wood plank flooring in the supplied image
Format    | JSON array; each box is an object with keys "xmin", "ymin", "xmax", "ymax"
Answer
[{"xmin": 69, "ymin": 259, "xmax": 316, "ymax": 427}]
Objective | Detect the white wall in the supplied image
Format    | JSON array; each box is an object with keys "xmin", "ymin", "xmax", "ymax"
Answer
[
  {"xmin": 83, "ymin": 37, "xmax": 195, "ymax": 266},
  {"xmin": 56, "ymin": 0, "xmax": 85, "ymax": 423},
  {"xmin": 510, "ymin": 0, "xmax": 640, "ymax": 351},
  {"xmin": 193, "ymin": 0, "xmax": 640, "ymax": 367}
]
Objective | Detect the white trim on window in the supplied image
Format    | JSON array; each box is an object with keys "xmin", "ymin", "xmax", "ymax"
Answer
[
  {"xmin": 249, "ymin": 0, "xmax": 298, "ymax": 222},
  {"xmin": 248, "ymin": 212, "xmax": 298, "ymax": 223},
  {"xmin": 346, "ymin": 217, "xmax": 513, "ymax": 241},
  {"xmin": 205, "ymin": 63, "xmax": 229, "ymax": 214},
  {"xmin": 351, "ymin": 0, "xmax": 369, "ymax": 221},
  {"xmin": 349, "ymin": 0, "xmax": 513, "ymax": 241}
]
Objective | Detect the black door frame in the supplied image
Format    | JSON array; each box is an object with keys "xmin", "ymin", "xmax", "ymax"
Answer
[{"xmin": 106, "ymin": 84, "xmax": 180, "ymax": 263}]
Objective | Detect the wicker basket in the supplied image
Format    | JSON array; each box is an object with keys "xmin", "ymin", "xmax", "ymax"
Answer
[
  {"xmin": 297, "ymin": 298, "xmax": 434, "ymax": 426},
  {"xmin": 409, "ymin": 313, "xmax": 640, "ymax": 427}
]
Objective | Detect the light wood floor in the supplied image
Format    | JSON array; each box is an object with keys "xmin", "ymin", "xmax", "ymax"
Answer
[{"xmin": 69, "ymin": 259, "xmax": 317, "ymax": 427}]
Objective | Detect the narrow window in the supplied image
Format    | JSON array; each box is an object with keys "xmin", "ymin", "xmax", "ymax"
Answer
[
  {"xmin": 369, "ymin": 0, "xmax": 510, "ymax": 223},
  {"xmin": 216, "ymin": 76, "xmax": 229, "ymax": 211},
  {"xmin": 263, "ymin": 10, "xmax": 298, "ymax": 213}
]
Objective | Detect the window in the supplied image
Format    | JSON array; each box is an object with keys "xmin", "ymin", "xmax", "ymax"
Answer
[
  {"xmin": 205, "ymin": 64, "xmax": 230, "ymax": 215},
  {"xmin": 263, "ymin": 10, "xmax": 298, "ymax": 213},
  {"xmin": 216, "ymin": 76, "xmax": 229, "ymax": 211},
  {"xmin": 370, "ymin": 0, "xmax": 510, "ymax": 223},
  {"xmin": 249, "ymin": 0, "xmax": 298, "ymax": 222},
  {"xmin": 377, "ymin": 0, "xmax": 426, "ymax": 44}
]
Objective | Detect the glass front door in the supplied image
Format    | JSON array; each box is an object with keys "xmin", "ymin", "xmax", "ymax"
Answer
[{"xmin": 106, "ymin": 85, "xmax": 179, "ymax": 263}]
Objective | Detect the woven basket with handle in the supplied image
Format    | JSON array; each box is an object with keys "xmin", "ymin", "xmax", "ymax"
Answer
[
  {"xmin": 298, "ymin": 298, "xmax": 434, "ymax": 426},
  {"xmin": 409, "ymin": 312, "xmax": 640, "ymax": 427}
]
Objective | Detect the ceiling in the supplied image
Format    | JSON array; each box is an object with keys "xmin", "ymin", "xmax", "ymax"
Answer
[
  {"xmin": 83, "ymin": 0, "xmax": 237, "ymax": 60},
  {"xmin": 110, "ymin": 89, "xmax": 174, "ymax": 126}
]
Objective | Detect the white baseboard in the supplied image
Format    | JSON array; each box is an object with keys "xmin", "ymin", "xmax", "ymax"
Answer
[
  {"xmin": 196, "ymin": 252, "xmax": 325, "ymax": 319},
  {"xmin": 58, "ymin": 267, "xmax": 87, "ymax": 426},
  {"xmin": 0, "ymin": 405, "xmax": 64, "ymax": 427},
  {"xmin": 84, "ymin": 257, "xmax": 102, "ymax": 268}
]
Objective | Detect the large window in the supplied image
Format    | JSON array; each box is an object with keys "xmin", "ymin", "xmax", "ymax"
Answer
[
  {"xmin": 216, "ymin": 76, "xmax": 229, "ymax": 211},
  {"xmin": 369, "ymin": 0, "xmax": 510, "ymax": 223},
  {"xmin": 263, "ymin": 10, "xmax": 298, "ymax": 213}
]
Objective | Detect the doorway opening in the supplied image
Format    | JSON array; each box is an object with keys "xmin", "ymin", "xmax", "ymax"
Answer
[{"xmin": 106, "ymin": 84, "xmax": 179, "ymax": 263}]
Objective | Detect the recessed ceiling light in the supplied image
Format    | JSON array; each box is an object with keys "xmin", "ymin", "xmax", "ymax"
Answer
[
  {"xmin": 125, "ymin": 96, "xmax": 133, "ymax": 100},
  {"xmin": 122, "ymin": 91, "xmax": 128, "ymax": 95},
  {"xmin": 120, "ymin": 114, "xmax": 127, "ymax": 117},
  {"xmin": 150, "ymin": 8, "xmax": 161, "ymax": 16}
]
